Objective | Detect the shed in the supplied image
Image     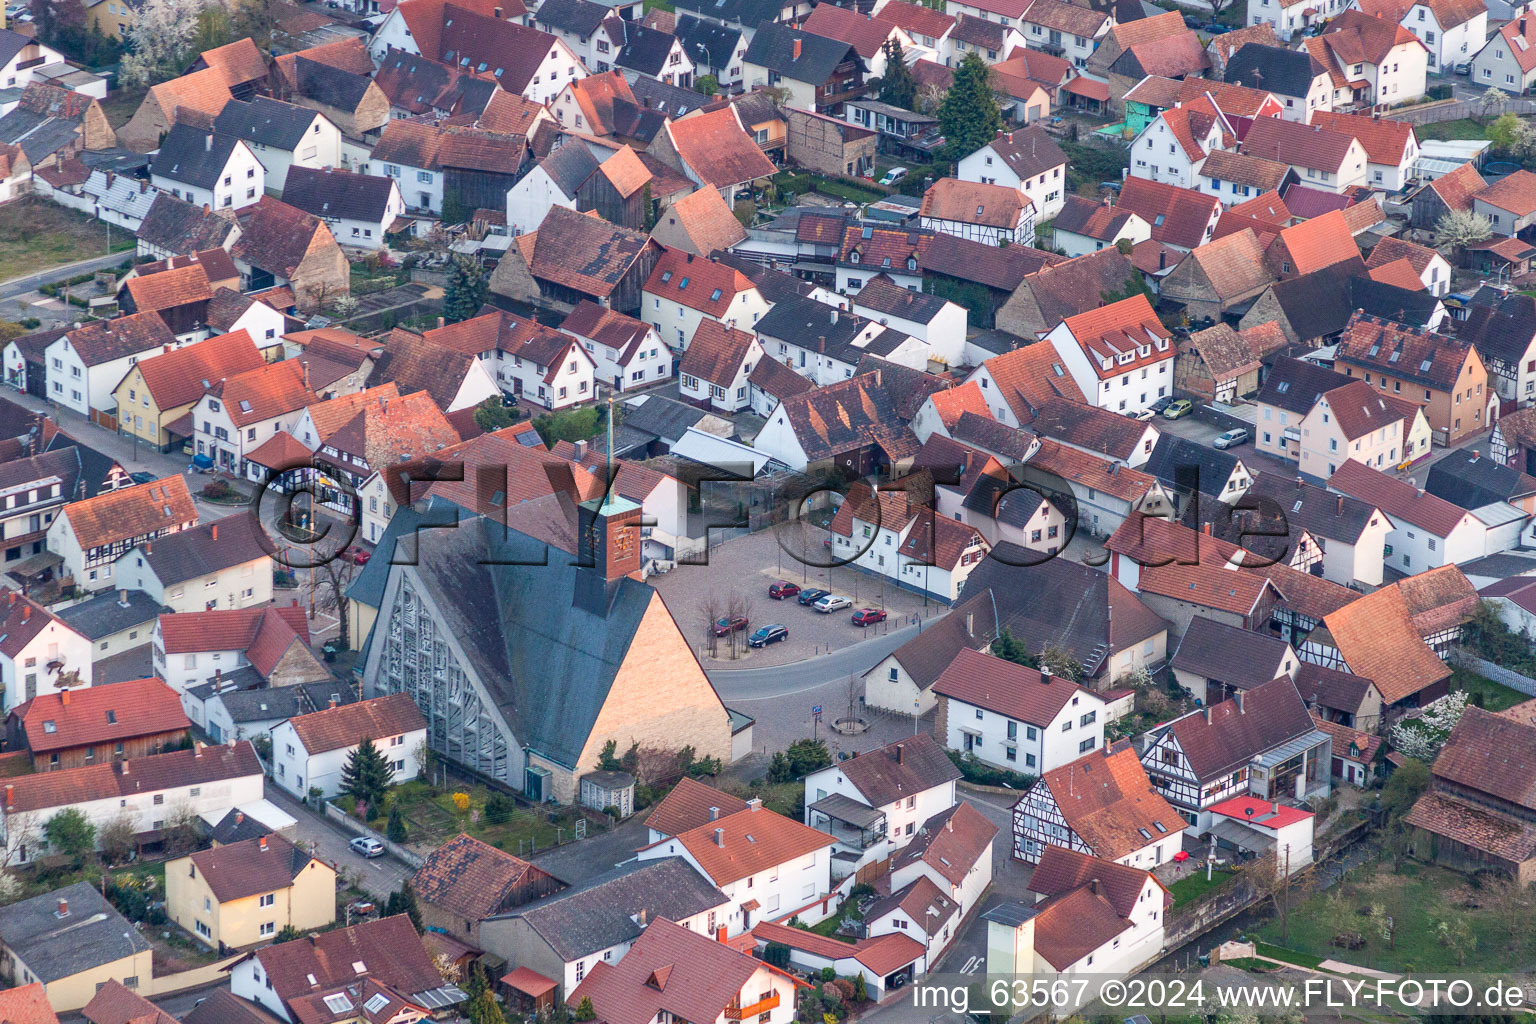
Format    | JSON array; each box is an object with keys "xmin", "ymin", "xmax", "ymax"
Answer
[{"xmin": 580, "ymin": 769, "xmax": 637, "ymax": 818}]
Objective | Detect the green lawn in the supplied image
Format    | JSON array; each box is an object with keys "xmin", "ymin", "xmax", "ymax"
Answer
[
  {"xmin": 814, "ymin": 178, "xmax": 885, "ymax": 205},
  {"xmin": 373, "ymin": 780, "xmax": 580, "ymax": 858},
  {"xmin": 1167, "ymin": 868, "xmax": 1235, "ymax": 906},
  {"xmin": 1255, "ymin": 858, "xmax": 1534, "ymax": 972},
  {"xmin": 806, "ymin": 899, "xmax": 862, "ymax": 938},
  {"xmin": 1415, "ymin": 118, "xmax": 1489, "ymax": 142},
  {"xmin": 0, "ymin": 198, "xmax": 135, "ymax": 284},
  {"xmin": 1451, "ymin": 669, "xmax": 1527, "ymax": 712}
]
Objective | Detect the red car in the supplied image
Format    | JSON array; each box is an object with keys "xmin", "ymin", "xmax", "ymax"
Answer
[
  {"xmin": 712, "ymin": 615, "xmax": 749, "ymax": 637},
  {"xmin": 851, "ymin": 608, "xmax": 887, "ymax": 627},
  {"xmin": 769, "ymin": 581, "xmax": 801, "ymax": 600},
  {"xmin": 342, "ymin": 546, "xmax": 372, "ymax": 565}
]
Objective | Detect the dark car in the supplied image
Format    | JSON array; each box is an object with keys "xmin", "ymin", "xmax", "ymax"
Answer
[
  {"xmin": 797, "ymin": 588, "xmax": 830, "ymax": 606},
  {"xmin": 1204, "ymin": 21, "xmax": 1229, "ymax": 32},
  {"xmin": 852, "ymin": 608, "xmax": 887, "ymax": 626},
  {"xmin": 129, "ymin": 471, "xmax": 157, "ymax": 485},
  {"xmin": 712, "ymin": 615, "xmax": 749, "ymax": 637},
  {"xmin": 748, "ymin": 624, "xmax": 789, "ymax": 647},
  {"xmin": 1149, "ymin": 395, "xmax": 1176, "ymax": 414},
  {"xmin": 769, "ymin": 581, "xmax": 801, "ymax": 600}
]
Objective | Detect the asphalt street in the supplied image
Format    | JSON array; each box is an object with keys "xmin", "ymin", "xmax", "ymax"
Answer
[{"xmin": 0, "ymin": 251, "xmax": 127, "ymax": 301}]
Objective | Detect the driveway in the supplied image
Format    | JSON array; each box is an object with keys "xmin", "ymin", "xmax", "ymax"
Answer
[
  {"xmin": 262, "ymin": 785, "xmax": 412, "ymax": 899},
  {"xmin": 527, "ymin": 814, "xmax": 652, "ymax": 886}
]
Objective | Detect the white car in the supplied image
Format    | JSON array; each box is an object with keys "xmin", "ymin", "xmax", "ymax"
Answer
[
  {"xmin": 349, "ymin": 836, "xmax": 385, "ymax": 858},
  {"xmin": 814, "ymin": 594, "xmax": 853, "ymax": 613},
  {"xmin": 1213, "ymin": 427, "xmax": 1249, "ymax": 450},
  {"xmin": 879, "ymin": 167, "xmax": 908, "ymax": 186}
]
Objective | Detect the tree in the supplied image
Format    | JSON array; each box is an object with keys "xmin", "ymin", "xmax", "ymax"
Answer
[
  {"xmin": 1435, "ymin": 913, "xmax": 1476, "ymax": 966},
  {"xmin": 878, "ymin": 38, "xmax": 916, "ymax": 110},
  {"xmin": 45, "ymin": 807, "xmax": 96, "ymax": 866},
  {"xmin": 694, "ymin": 74, "xmax": 719, "ymax": 96},
  {"xmin": 472, "ymin": 396, "xmax": 518, "ymax": 432},
  {"xmin": 1387, "ymin": 691, "xmax": 1469, "ymax": 761},
  {"xmin": 768, "ymin": 739, "xmax": 832, "ymax": 782},
  {"xmin": 233, "ymin": 0, "xmax": 284, "ymax": 49},
  {"xmin": 190, "ymin": 3, "xmax": 232, "ymax": 54},
  {"xmin": 119, "ymin": 0, "xmax": 201, "ymax": 85},
  {"xmin": 275, "ymin": 924, "xmax": 303, "ymax": 942},
  {"xmin": 1367, "ymin": 903, "xmax": 1394, "ymax": 949},
  {"xmin": 341, "ymin": 737, "xmax": 392, "ymax": 810},
  {"xmin": 597, "ymin": 739, "xmax": 623, "ymax": 771},
  {"xmin": 938, "ymin": 53, "xmax": 1002, "ymax": 161},
  {"xmin": 97, "ymin": 812, "xmax": 137, "ymax": 865},
  {"xmin": 386, "ymin": 804, "xmax": 408, "ymax": 843},
  {"xmin": 1038, "ymin": 643, "xmax": 1082, "ymax": 681},
  {"xmin": 443, "ymin": 253, "xmax": 488, "ymax": 325},
  {"xmin": 1380, "ymin": 756, "xmax": 1431, "ymax": 819},
  {"xmin": 643, "ymin": 181, "xmax": 657, "ymax": 232},
  {"xmin": 574, "ymin": 997, "xmax": 598, "ymax": 1021},
  {"xmin": 1478, "ymin": 87, "xmax": 1509, "ymax": 121},
  {"xmin": 385, "ymin": 881, "xmax": 423, "ymax": 930},
  {"xmin": 1488, "ymin": 111, "xmax": 1524, "ymax": 153},
  {"xmin": 1434, "ymin": 208, "xmax": 1494, "ymax": 253},
  {"xmin": 992, "ymin": 627, "xmax": 1038, "ymax": 668},
  {"xmin": 467, "ymin": 989, "xmax": 508, "ymax": 1024}
]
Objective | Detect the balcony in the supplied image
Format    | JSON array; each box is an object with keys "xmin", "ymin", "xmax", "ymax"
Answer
[{"xmin": 725, "ymin": 993, "xmax": 781, "ymax": 1020}]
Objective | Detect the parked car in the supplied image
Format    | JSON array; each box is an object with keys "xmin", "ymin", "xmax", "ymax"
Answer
[
  {"xmin": 748, "ymin": 624, "xmax": 789, "ymax": 647},
  {"xmin": 350, "ymin": 837, "xmax": 384, "ymax": 858},
  {"xmin": 1127, "ymin": 408, "xmax": 1155, "ymax": 422},
  {"xmin": 880, "ymin": 167, "xmax": 908, "ymax": 186},
  {"xmin": 342, "ymin": 546, "xmax": 372, "ymax": 565},
  {"xmin": 814, "ymin": 594, "xmax": 853, "ymax": 613},
  {"xmin": 852, "ymin": 608, "xmax": 887, "ymax": 626},
  {"xmin": 1163, "ymin": 399, "xmax": 1194, "ymax": 419},
  {"xmin": 1149, "ymin": 395, "xmax": 1176, "ymax": 414},
  {"xmin": 128, "ymin": 471, "xmax": 157, "ymax": 485},
  {"xmin": 1204, "ymin": 21, "xmax": 1229, "ymax": 32},
  {"xmin": 769, "ymin": 580, "xmax": 801, "ymax": 600},
  {"xmin": 1213, "ymin": 427, "xmax": 1249, "ymax": 450},
  {"xmin": 712, "ymin": 615, "xmax": 749, "ymax": 636},
  {"xmin": 1455, "ymin": 61, "xmax": 1472, "ymax": 74},
  {"xmin": 1183, "ymin": 13, "xmax": 1203, "ymax": 26},
  {"xmin": 797, "ymin": 587, "xmax": 831, "ymax": 606}
]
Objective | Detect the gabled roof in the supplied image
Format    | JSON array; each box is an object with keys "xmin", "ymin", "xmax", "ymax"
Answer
[
  {"xmin": 666, "ymin": 106, "xmax": 778, "ymax": 190},
  {"xmin": 744, "ymin": 23, "xmax": 862, "ymax": 85},
  {"xmin": 134, "ymin": 510, "xmax": 272, "ymax": 585},
  {"xmin": 1032, "ymin": 742, "xmax": 1186, "ymax": 860},
  {"xmin": 645, "ymin": 248, "xmax": 757, "ymax": 317},
  {"xmin": 645, "ymin": 777, "xmax": 749, "ymax": 836},
  {"xmin": 189, "ymin": 833, "xmax": 317, "ymax": 904},
  {"xmin": 933, "ymin": 648, "xmax": 1090, "ymax": 726},
  {"xmin": 213, "ymin": 96, "xmax": 321, "ymax": 150},
  {"xmin": 0, "ymin": 742, "xmax": 261, "ymax": 814},
  {"xmin": 1198, "ymin": 148, "xmax": 1291, "ymax": 192},
  {"xmin": 1029, "ymin": 396, "xmax": 1148, "ymax": 461},
  {"xmin": 1423, "ymin": 160, "xmax": 1486, "ymax": 213},
  {"xmin": 652, "ymin": 184, "xmax": 747, "ymax": 255},
  {"xmin": 62, "ymin": 311, "xmax": 176, "ymax": 368},
  {"xmin": 828, "ymin": 732, "xmax": 960, "ymax": 808},
  {"xmin": 873, "ymin": 0, "xmax": 955, "ymax": 39},
  {"xmin": 1244, "ymin": 472, "xmax": 1381, "ymax": 544},
  {"xmin": 1315, "ymin": 9, "xmax": 1424, "ymax": 65},
  {"xmin": 1243, "ymin": 115, "xmax": 1359, "ymax": 175},
  {"xmin": 60, "ymin": 474, "xmax": 195, "ymax": 550},
  {"xmin": 1142, "ymin": 433, "xmax": 1243, "ymax": 497},
  {"xmin": 1476, "ymin": 168, "xmax": 1536, "ymax": 218},
  {"xmin": 570, "ymin": 919, "xmax": 774, "ymax": 1024},
  {"xmin": 975, "ymin": 339, "xmax": 1086, "ymax": 423},
  {"xmin": 1030, "ymin": 843, "xmax": 1162, "ymax": 919},
  {"xmin": 1176, "ymin": 227, "xmax": 1271, "ymax": 300},
  {"xmin": 1433, "ymin": 706, "xmax": 1536, "ymax": 811},
  {"xmin": 801, "ymin": 2, "xmax": 896, "ymax": 58},
  {"xmin": 1425, "ymin": 450, "xmax": 1536, "ymax": 509},
  {"xmin": 0, "ymin": 983, "xmax": 59, "ymax": 1024},
  {"xmin": 1021, "ymin": 0, "xmax": 1108, "ymax": 35},
  {"xmin": 1156, "ymin": 675, "xmax": 1315, "ymax": 781},
  {"xmin": 524, "ymin": 207, "xmax": 656, "ymax": 300},
  {"xmin": 1223, "ymin": 41, "xmax": 1324, "ymax": 97},
  {"xmin": 678, "ymin": 319, "xmax": 758, "ymax": 388},
  {"xmin": 1335, "ymin": 310, "xmax": 1472, "ymax": 391},
  {"xmin": 1117, "ymin": 176, "xmax": 1220, "ymax": 249},
  {"xmin": 137, "ymin": 193, "xmax": 238, "ymax": 256},
  {"xmin": 251, "ymin": 914, "xmax": 442, "ymax": 1007},
  {"xmin": 1309, "ymin": 109, "xmax": 1415, "ymax": 166},
  {"xmin": 1269, "ymin": 208, "xmax": 1359, "ymax": 275},
  {"xmin": 283, "ymin": 166, "xmax": 399, "ymax": 224},
  {"xmin": 920, "ymin": 176, "xmax": 1031, "ymax": 228},
  {"xmin": 231, "ymin": 197, "xmax": 335, "ymax": 279},
  {"xmin": 132, "ymin": 329, "xmax": 265, "ymax": 411},
  {"xmin": 213, "ymin": 359, "xmax": 320, "ymax": 427},
  {"xmin": 1172, "ymin": 614, "xmax": 1292, "ymax": 688},
  {"xmin": 984, "ymin": 124, "xmax": 1068, "ymax": 181},
  {"xmin": 890, "ymin": 800, "xmax": 998, "ymax": 886},
  {"xmin": 286, "ymin": 692, "xmax": 426, "ymax": 755},
  {"xmin": 411, "ymin": 833, "xmax": 557, "ymax": 921},
  {"xmin": 1052, "ymin": 195, "xmax": 1140, "ymax": 241},
  {"xmin": 1317, "ymin": 565, "xmax": 1459, "ymax": 704},
  {"xmin": 648, "ymin": 802, "xmax": 836, "ymax": 886},
  {"xmin": 1184, "ymin": 321, "xmax": 1263, "ymax": 380},
  {"xmin": 10, "ymin": 676, "xmax": 188, "ymax": 754}
]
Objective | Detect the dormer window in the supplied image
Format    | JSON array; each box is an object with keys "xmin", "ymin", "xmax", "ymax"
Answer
[
  {"xmin": 906, "ymin": 256, "xmax": 917, "ymax": 270},
  {"xmin": 850, "ymin": 250, "xmax": 861, "ymax": 263}
]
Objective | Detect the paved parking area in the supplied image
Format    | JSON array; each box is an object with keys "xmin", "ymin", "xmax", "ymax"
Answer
[{"xmin": 651, "ymin": 527, "xmax": 949, "ymax": 669}]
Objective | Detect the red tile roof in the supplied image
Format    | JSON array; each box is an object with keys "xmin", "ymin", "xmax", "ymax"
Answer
[
  {"xmin": 0, "ymin": 741, "xmax": 261, "ymax": 813},
  {"xmin": 1033, "ymin": 743, "xmax": 1186, "ymax": 860},
  {"xmin": 134, "ymin": 330, "xmax": 266, "ymax": 411},
  {"xmin": 1060, "ymin": 293, "xmax": 1172, "ymax": 378},
  {"xmin": 678, "ymin": 319, "xmax": 759, "ymax": 389},
  {"xmin": 158, "ymin": 604, "xmax": 311, "ymax": 655},
  {"xmin": 872, "ymin": 0, "xmax": 955, "ymax": 39},
  {"xmin": 801, "ymin": 3, "xmax": 895, "ymax": 58},
  {"xmin": 287, "ymin": 692, "xmax": 426, "ymax": 755},
  {"xmin": 11, "ymin": 677, "xmax": 188, "ymax": 755},
  {"xmin": 750, "ymin": 920, "xmax": 925, "ymax": 974},
  {"xmin": 1243, "ymin": 116, "xmax": 1361, "ymax": 176},
  {"xmin": 932, "ymin": 648, "xmax": 1088, "ymax": 726},
  {"xmin": 1425, "ymin": 161, "xmax": 1486, "ymax": 213},
  {"xmin": 1308, "ymin": 109, "xmax": 1416, "ymax": 166},
  {"xmin": 1366, "ymin": 256, "xmax": 1424, "ymax": 291},
  {"xmin": 920, "ymin": 177, "xmax": 1031, "ymax": 227},
  {"xmin": 251, "ymin": 914, "xmax": 442, "ymax": 1007},
  {"xmin": 189, "ymin": 833, "xmax": 320, "ymax": 904},
  {"xmin": 1476, "ymin": 168, "xmax": 1536, "ymax": 217},
  {"xmin": 645, "ymin": 777, "xmax": 750, "ymax": 836},
  {"xmin": 975, "ymin": 338, "xmax": 1086, "ymax": 423},
  {"xmin": 411, "ymin": 833, "xmax": 561, "ymax": 920},
  {"xmin": 0, "ymin": 983, "xmax": 60, "ymax": 1024},
  {"xmin": 666, "ymin": 106, "xmax": 775, "ymax": 189},
  {"xmin": 61, "ymin": 475, "xmax": 196, "ymax": 551},
  {"xmin": 644, "ymin": 248, "xmax": 758, "ymax": 318},
  {"xmin": 1268, "ymin": 209, "xmax": 1358, "ymax": 276},
  {"xmin": 890, "ymin": 799, "xmax": 998, "ymax": 886},
  {"xmin": 1317, "ymin": 573, "xmax": 1454, "ymax": 704},
  {"xmin": 1117, "ymin": 176, "xmax": 1221, "ymax": 249},
  {"xmin": 81, "ymin": 980, "xmax": 177, "ymax": 1024},
  {"xmin": 646, "ymin": 801, "xmax": 835, "ymax": 886}
]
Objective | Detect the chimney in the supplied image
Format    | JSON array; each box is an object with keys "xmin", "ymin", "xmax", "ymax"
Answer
[
  {"xmin": 713, "ymin": 827, "xmax": 725, "ymax": 847},
  {"xmin": 1041, "ymin": 664, "xmax": 1052, "ymax": 681},
  {"xmin": 7, "ymin": 592, "xmax": 14, "ymax": 606},
  {"xmin": 328, "ymin": 697, "xmax": 338, "ymax": 709},
  {"xmin": 1235, "ymin": 690, "xmax": 1245, "ymax": 713},
  {"xmin": 793, "ymin": 37, "xmax": 802, "ymax": 59},
  {"xmin": 302, "ymin": 361, "xmax": 311, "ymax": 390},
  {"xmin": 574, "ymin": 439, "xmax": 588, "ymax": 460},
  {"xmin": 896, "ymin": 743, "xmax": 905, "ymax": 764},
  {"xmin": 1201, "ymin": 706, "xmax": 1211, "ymax": 722},
  {"xmin": 747, "ymin": 796, "xmax": 762, "ymax": 812},
  {"xmin": 437, "ymin": 316, "xmax": 446, "ymax": 329},
  {"xmin": 1272, "ymin": 801, "xmax": 1280, "ymax": 814},
  {"xmin": 120, "ymin": 759, "xmax": 129, "ymax": 775},
  {"xmin": 56, "ymin": 898, "xmax": 68, "ymax": 917},
  {"xmin": 215, "ymin": 668, "xmax": 223, "ymax": 686},
  {"xmin": 945, "ymin": 816, "xmax": 953, "ymax": 832},
  {"xmin": 637, "ymin": 907, "xmax": 647, "ymax": 925},
  {"xmin": 259, "ymin": 835, "xmax": 269, "ymax": 852},
  {"xmin": 3, "ymin": 784, "xmax": 11, "ymax": 810},
  {"xmin": 146, "ymin": 540, "xmax": 152, "ymax": 554},
  {"xmin": 211, "ymin": 523, "xmax": 218, "ymax": 542},
  {"xmin": 205, "ymin": 134, "xmax": 213, "ymax": 152},
  {"xmin": 21, "ymin": 605, "xmax": 30, "ymax": 623},
  {"xmin": 1336, "ymin": 495, "xmax": 1343, "ymax": 514},
  {"xmin": 60, "ymin": 688, "xmax": 70, "ymax": 706},
  {"xmin": 1202, "ymin": 522, "xmax": 1212, "ymax": 536},
  {"xmin": 494, "ymin": 4, "xmax": 502, "ymax": 14},
  {"xmin": 1473, "ymin": 450, "xmax": 1480, "ymax": 460},
  {"xmin": 1158, "ymin": 248, "xmax": 1166, "ymax": 270},
  {"xmin": 202, "ymin": 204, "xmax": 210, "ymax": 215},
  {"xmin": 709, "ymin": 805, "xmax": 720, "ymax": 821},
  {"xmin": 965, "ymin": 611, "xmax": 974, "ymax": 635},
  {"xmin": 194, "ymin": 739, "xmax": 203, "ymax": 757},
  {"xmin": 118, "ymin": 589, "xmax": 129, "ymax": 608},
  {"xmin": 831, "ymin": 308, "xmax": 838, "ymax": 324},
  {"xmin": 235, "ymin": 810, "xmax": 244, "ymax": 825}
]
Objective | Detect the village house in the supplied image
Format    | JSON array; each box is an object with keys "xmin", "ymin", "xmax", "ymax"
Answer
[
  {"xmin": 1245, "ymin": 473, "xmax": 1394, "ymax": 587},
  {"xmin": 281, "ymin": 166, "xmax": 405, "ymax": 250},
  {"xmin": 491, "ymin": 206, "xmax": 662, "ymax": 315},
  {"xmin": 148, "ymin": 125, "xmax": 265, "ymax": 213},
  {"xmin": 1012, "ymin": 741, "xmax": 1187, "ymax": 868},
  {"xmin": 1157, "ymin": 228, "xmax": 1273, "ymax": 325},
  {"xmin": 112, "ymin": 330, "xmax": 266, "ymax": 453},
  {"xmin": 1305, "ymin": 10, "xmax": 1429, "ymax": 106},
  {"xmin": 740, "ymin": 24, "xmax": 865, "ymax": 113},
  {"xmin": 1293, "ymin": 378, "xmax": 1409, "ymax": 481},
  {"xmin": 270, "ymin": 692, "xmax": 428, "ymax": 800},
  {"xmin": 0, "ymin": 741, "xmax": 264, "ymax": 867},
  {"xmin": 919, "ymin": 177, "xmax": 1035, "ymax": 246},
  {"xmin": 957, "ymin": 123, "xmax": 1068, "ymax": 217},
  {"xmin": 0, "ymin": 884, "xmax": 152, "ymax": 1013},
  {"xmin": 365, "ymin": 331, "xmax": 501, "ymax": 413},
  {"xmin": 678, "ymin": 320, "xmax": 762, "ymax": 413},
  {"xmin": 1140, "ymin": 675, "xmax": 1329, "ymax": 828},
  {"xmin": 1334, "ymin": 311, "xmax": 1492, "ymax": 446},
  {"xmin": 985, "ymin": 846, "xmax": 1168, "ymax": 985},
  {"xmin": 752, "ymin": 364, "xmax": 940, "ymax": 474},
  {"xmin": 1469, "ymin": 11, "xmax": 1536, "ymax": 92},
  {"xmin": 480, "ymin": 857, "xmax": 730, "ymax": 1002},
  {"xmin": 192, "ymin": 359, "xmax": 324, "ymax": 476},
  {"xmin": 153, "ymin": 602, "xmax": 321, "ymax": 709},
  {"xmin": 560, "ymin": 301, "xmax": 672, "ymax": 393},
  {"xmin": 643, "ymin": 248, "xmax": 770, "ymax": 353},
  {"xmin": 825, "ymin": 481, "xmax": 990, "ymax": 602},
  {"xmin": 165, "ymin": 833, "xmax": 336, "ymax": 950},
  {"xmin": 1460, "ymin": 292, "xmax": 1536, "ymax": 409},
  {"xmin": 636, "ymin": 796, "xmax": 836, "ymax": 929},
  {"xmin": 111, "ymin": 513, "xmax": 273, "ymax": 614},
  {"xmin": 804, "ymin": 732, "xmax": 960, "ymax": 878},
  {"xmin": 299, "ymin": 388, "xmax": 461, "ymax": 519},
  {"xmin": 1050, "ymin": 196, "xmax": 1151, "ymax": 258},
  {"xmin": 411, "ymin": 833, "xmax": 565, "ymax": 947},
  {"xmin": 1129, "ymin": 99, "xmax": 1233, "ymax": 191},
  {"xmin": 1115, "ymin": 176, "xmax": 1222, "ymax": 253},
  {"xmin": 1328, "ymin": 459, "xmax": 1494, "ymax": 568},
  {"xmin": 419, "ymin": 308, "xmax": 597, "ymax": 411},
  {"xmin": 1474, "ymin": 169, "xmax": 1536, "ymax": 240},
  {"xmin": 44, "ymin": 312, "xmax": 179, "ymax": 421},
  {"xmin": 1044, "ymin": 293, "xmax": 1174, "ymax": 415},
  {"xmin": 213, "ymin": 96, "xmax": 341, "ymax": 193},
  {"xmin": 0, "ymin": 448, "xmax": 86, "ymax": 575},
  {"xmin": 1405, "ymin": 706, "xmax": 1536, "ymax": 883},
  {"xmin": 851, "ymin": 277, "xmax": 967, "ymax": 360},
  {"xmin": 5, "ymin": 677, "xmax": 189, "ymax": 772},
  {"xmin": 1170, "ymin": 615, "xmax": 1299, "ymax": 707},
  {"xmin": 1364, "ymin": 236, "xmax": 1452, "ymax": 296},
  {"xmin": 230, "ymin": 197, "xmax": 351, "ymax": 311},
  {"xmin": 118, "ymin": 67, "xmax": 233, "ymax": 152},
  {"xmin": 933, "ymin": 648, "xmax": 1107, "ymax": 775},
  {"xmin": 45, "ymin": 475, "xmax": 197, "ymax": 592}
]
